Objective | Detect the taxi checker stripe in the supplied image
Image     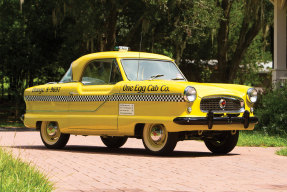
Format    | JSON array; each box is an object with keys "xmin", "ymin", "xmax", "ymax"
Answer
[
  {"xmin": 24, "ymin": 95, "xmax": 70, "ymax": 102},
  {"xmin": 24, "ymin": 94, "xmax": 185, "ymax": 102},
  {"xmin": 111, "ymin": 94, "xmax": 184, "ymax": 102}
]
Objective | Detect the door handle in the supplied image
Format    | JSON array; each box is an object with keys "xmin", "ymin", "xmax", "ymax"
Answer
[{"xmin": 69, "ymin": 92, "xmax": 79, "ymax": 95}]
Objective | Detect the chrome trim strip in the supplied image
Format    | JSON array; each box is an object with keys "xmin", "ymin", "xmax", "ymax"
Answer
[
  {"xmin": 201, "ymin": 95, "xmax": 244, "ymax": 101},
  {"xmin": 200, "ymin": 109, "xmax": 245, "ymax": 113}
]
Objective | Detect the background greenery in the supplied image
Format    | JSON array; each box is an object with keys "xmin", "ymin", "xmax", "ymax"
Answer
[
  {"xmin": 1, "ymin": 0, "xmax": 281, "ymax": 136},
  {"xmin": 255, "ymin": 83, "xmax": 287, "ymax": 135}
]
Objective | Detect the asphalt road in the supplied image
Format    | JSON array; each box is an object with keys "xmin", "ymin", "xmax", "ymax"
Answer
[{"xmin": 0, "ymin": 130, "xmax": 286, "ymax": 192}]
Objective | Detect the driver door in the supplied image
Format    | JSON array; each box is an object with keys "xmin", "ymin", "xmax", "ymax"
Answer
[{"xmin": 68, "ymin": 59, "xmax": 123, "ymax": 133}]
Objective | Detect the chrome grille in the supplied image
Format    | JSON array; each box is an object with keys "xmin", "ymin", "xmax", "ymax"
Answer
[{"xmin": 200, "ymin": 97, "xmax": 244, "ymax": 113}]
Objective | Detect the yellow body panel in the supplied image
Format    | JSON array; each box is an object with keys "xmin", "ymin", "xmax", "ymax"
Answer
[{"xmin": 24, "ymin": 51, "xmax": 256, "ymax": 136}]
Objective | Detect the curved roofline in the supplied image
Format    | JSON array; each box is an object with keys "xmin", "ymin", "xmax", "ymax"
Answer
[
  {"xmin": 71, "ymin": 51, "xmax": 174, "ymax": 81},
  {"xmin": 74, "ymin": 51, "xmax": 173, "ymax": 62}
]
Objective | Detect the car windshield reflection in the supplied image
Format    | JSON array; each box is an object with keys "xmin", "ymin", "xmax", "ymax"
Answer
[{"xmin": 121, "ymin": 59, "xmax": 186, "ymax": 81}]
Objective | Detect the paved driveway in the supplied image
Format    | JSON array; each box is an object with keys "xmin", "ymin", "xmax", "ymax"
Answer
[{"xmin": 0, "ymin": 130, "xmax": 286, "ymax": 192}]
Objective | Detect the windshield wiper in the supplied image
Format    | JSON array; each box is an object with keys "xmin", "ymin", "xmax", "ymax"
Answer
[
  {"xmin": 150, "ymin": 74, "xmax": 164, "ymax": 80},
  {"xmin": 171, "ymin": 77, "xmax": 185, "ymax": 80}
]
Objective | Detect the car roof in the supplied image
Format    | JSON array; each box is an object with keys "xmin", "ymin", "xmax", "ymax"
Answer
[
  {"xmin": 71, "ymin": 51, "xmax": 174, "ymax": 81},
  {"xmin": 74, "ymin": 51, "xmax": 173, "ymax": 63}
]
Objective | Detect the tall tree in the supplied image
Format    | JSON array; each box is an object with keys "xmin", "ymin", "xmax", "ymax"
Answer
[{"xmin": 212, "ymin": 0, "xmax": 264, "ymax": 83}]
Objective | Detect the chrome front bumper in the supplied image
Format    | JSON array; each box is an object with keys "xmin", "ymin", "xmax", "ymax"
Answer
[{"xmin": 173, "ymin": 111, "xmax": 258, "ymax": 129}]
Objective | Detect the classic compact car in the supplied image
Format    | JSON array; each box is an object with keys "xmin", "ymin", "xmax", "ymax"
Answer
[{"xmin": 23, "ymin": 47, "xmax": 258, "ymax": 155}]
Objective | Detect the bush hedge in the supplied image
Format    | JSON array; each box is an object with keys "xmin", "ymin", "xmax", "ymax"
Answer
[{"xmin": 255, "ymin": 84, "xmax": 287, "ymax": 136}]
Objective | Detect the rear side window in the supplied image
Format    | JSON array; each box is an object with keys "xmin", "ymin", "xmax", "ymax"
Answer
[{"xmin": 81, "ymin": 59, "xmax": 122, "ymax": 85}]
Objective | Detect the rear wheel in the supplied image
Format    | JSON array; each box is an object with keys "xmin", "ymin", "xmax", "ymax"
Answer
[
  {"xmin": 40, "ymin": 121, "xmax": 70, "ymax": 149},
  {"xmin": 100, "ymin": 136, "xmax": 128, "ymax": 148},
  {"xmin": 204, "ymin": 131, "xmax": 239, "ymax": 154},
  {"xmin": 142, "ymin": 124, "xmax": 178, "ymax": 155}
]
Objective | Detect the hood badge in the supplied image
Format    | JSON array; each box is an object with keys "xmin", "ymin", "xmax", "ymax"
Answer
[{"xmin": 219, "ymin": 99, "xmax": 227, "ymax": 109}]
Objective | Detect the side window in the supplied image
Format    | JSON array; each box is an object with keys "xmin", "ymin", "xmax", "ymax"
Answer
[
  {"xmin": 81, "ymin": 59, "xmax": 122, "ymax": 85},
  {"xmin": 59, "ymin": 66, "xmax": 73, "ymax": 83},
  {"xmin": 110, "ymin": 60, "xmax": 123, "ymax": 84}
]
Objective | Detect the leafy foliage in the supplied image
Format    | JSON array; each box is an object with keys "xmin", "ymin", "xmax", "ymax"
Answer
[
  {"xmin": 255, "ymin": 84, "xmax": 287, "ymax": 136},
  {"xmin": 210, "ymin": 0, "xmax": 272, "ymax": 83},
  {"xmin": 276, "ymin": 147, "xmax": 287, "ymax": 156},
  {"xmin": 234, "ymin": 32, "xmax": 272, "ymax": 86}
]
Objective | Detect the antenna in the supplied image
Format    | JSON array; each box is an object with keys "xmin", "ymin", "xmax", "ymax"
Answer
[
  {"xmin": 139, "ymin": 30, "xmax": 143, "ymax": 52},
  {"xmin": 136, "ymin": 30, "xmax": 143, "ymax": 81}
]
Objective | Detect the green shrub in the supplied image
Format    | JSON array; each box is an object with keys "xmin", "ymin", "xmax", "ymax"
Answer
[
  {"xmin": 276, "ymin": 147, "xmax": 287, "ymax": 156},
  {"xmin": 255, "ymin": 84, "xmax": 287, "ymax": 136}
]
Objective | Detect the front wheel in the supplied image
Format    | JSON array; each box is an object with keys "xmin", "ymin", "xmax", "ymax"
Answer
[
  {"xmin": 204, "ymin": 131, "xmax": 239, "ymax": 154},
  {"xmin": 142, "ymin": 124, "xmax": 178, "ymax": 155},
  {"xmin": 40, "ymin": 121, "xmax": 70, "ymax": 149},
  {"xmin": 100, "ymin": 136, "xmax": 128, "ymax": 148}
]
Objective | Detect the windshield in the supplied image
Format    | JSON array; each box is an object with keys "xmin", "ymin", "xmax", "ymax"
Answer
[{"xmin": 121, "ymin": 59, "xmax": 186, "ymax": 81}]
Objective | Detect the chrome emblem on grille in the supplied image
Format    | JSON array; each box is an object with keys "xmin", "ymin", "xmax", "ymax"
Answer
[{"xmin": 219, "ymin": 99, "xmax": 226, "ymax": 109}]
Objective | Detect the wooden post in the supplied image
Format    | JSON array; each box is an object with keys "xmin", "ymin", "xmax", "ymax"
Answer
[{"xmin": 272, "ymin": 0, "xmax": 287, "ymax": 84}]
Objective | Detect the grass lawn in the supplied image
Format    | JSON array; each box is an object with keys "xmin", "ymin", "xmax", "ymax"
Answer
[
  {"xmin": 238, "ymin": 131, "xmax": 287, "ymax": 157},
  {"xmin": 0, "ymin": 121, "xmax": 25, "ymax": 128},
  {"xmin": 0, "ymin": 148, "xmax": 53, "ymax": 191},
  {"xmin": 276, "ymin": 148, "xmax": 287, "ymax": 156},
  {"xmin": 238, "ymin": 131, "xmax": 287, "ymax": 147}
]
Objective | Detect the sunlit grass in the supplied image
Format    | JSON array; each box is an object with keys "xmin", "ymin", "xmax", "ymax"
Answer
[
  {"xmin": 238, "ymin": 131, "xmax": 287, "ymax": 147},
  {"xmin": 0, "ymin": 148, "xmax": 53, "ymax": 192},
  {"xmin": 276, "ymin": 148, "xmax": 287, "ymax": 156}
]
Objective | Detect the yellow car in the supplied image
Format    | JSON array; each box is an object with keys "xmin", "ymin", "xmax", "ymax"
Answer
[{"xmin": 23, "ymin": 47, "xmax": 258, "ymax": 155}]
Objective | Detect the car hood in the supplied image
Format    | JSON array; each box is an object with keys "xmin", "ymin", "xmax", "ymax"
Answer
[
  {"xmin": 119, "ymin": 80, "xmax": 250, "ymax": 99},
  {"xmin": 149, "ymin": 81, "xmax": 250, "ymax": 99},
  {"xmin": 181, "ymin": 82, "xmax": 250, "ymax": 99}
]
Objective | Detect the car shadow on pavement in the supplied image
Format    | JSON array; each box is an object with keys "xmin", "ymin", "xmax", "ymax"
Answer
[{"xmin": 7, "ymin": 145, "xmax": 239, "ymax": 158}]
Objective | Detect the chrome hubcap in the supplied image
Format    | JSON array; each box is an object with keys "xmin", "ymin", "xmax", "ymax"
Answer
[
  {"xmin": 46, "ymin": 122, "xmax": 58, "ymax": 136},
  {"xmin": 150, "ymin": 125, "xmax": 164, "ymax": 142}
]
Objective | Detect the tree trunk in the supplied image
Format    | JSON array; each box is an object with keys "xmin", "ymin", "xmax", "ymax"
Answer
[
  {"xmin": 214, "ymin": 0, "xmax": 233, "ymax": 83},
  {"xmin": 212, "ymin": 0, "xmax": 263, "ymax": 83},
  {"xmin": 1, "ymin": 64, "xmax": 4, "ymax": 98},
  {"xmin": 124, "ymin": 14, "xmax": 145, "ymax": 47},
  {"xmin": 228, "ymin": 0, "xmax": 262, "ymax": 81},
  {"xmin": 105, "ymin": 0, "xmax": 118, "ymax": 51},
  {"xmin": 175, "ymin": 40, "xmax": 186, "ymax": 65},
  {"xmin": 29, "ymin": 71, "xmax": 34, "ymax": 87}
]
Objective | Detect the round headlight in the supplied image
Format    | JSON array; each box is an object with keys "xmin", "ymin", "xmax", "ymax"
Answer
[
  {"xmin": 247, "ymin": 88, "xmax": 257, "ymax": 103},
  {"xmin": 184, "ymin": 86, "xmax": 197, "ymax": 102}
]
